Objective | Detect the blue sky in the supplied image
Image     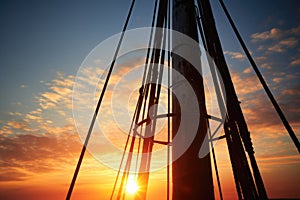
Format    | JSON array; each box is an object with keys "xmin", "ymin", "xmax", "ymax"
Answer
[
  {"xmin": 1, "ymin": 0, "xmax": 299, "ymax": 117},
  {"xmin": 0, "ymin": 0, "xmax": 154, "ymax": 116},
  {"xmin": 0, "ymin": 0, "xmax": 300, "ymax": 199},
  {"xmin": 0, "ymin": 0, "xmax": 299, "ymax": 110}
]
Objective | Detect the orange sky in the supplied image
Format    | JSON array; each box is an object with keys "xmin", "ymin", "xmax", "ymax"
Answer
[
  {"xmin": 0, "ymin": 67, "xmax": 299, "ymax": 199},
  {"xmin": 1, "ymin": 3, "xmax": 300, "ymax": 199},
  {"xmin": 0, "ymin": 0, "xmax": 300, "ymax": 200}
]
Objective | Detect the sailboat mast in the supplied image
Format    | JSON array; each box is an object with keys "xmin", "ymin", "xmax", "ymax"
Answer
[{"xmin": 172, "ymin": 0, "xmax": 215, "ymax": 199}]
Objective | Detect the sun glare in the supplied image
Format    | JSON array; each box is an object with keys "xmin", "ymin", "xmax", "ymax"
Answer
[{"xmin": 126, "ymin": 175, "xmax": 138, "ymax": 194}]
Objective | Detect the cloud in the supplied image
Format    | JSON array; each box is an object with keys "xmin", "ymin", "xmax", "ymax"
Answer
[
  {"xmin": 231, "ymin": 72, "xmax": 262, "ymax": 97},
  {"xmin": 20, "ymin": 84, "xmax": 28, "ymax": 88},
  {"xmin": 240, "ymin": 94, "xmax": 281, "ymax": 128},
  {"xmin": 278, "ymin": 85, "xmax": 300, "ymax": 115},
  {"xmin": 267, "ymin": 37, "xmax": 298, "ymax": 53},
  {"xmin": 8, "ymin": 112, "xmax": 22, "ymax": 116},
  {"xmin": 7, "ymin": 121, "xmax": 29, "ymax": 130},
  {"xmin": 261, "ymin": 63, "xmax": 272, "ymax": 69},
  {"xmin": 258, "ymin": 154, "xmax": 299, "ymax": 164},
  {"xmin": 272, "ymin": 77, "xmax": 283, "ymax": 84},
  {"xmin": 279, "ymin": 37, "xmax": 298, "ymax": 46},
  {"xmin": 251, "ymin": 26, "xmax": 299, "ymax": 57},
  {"xmin": 223, "ymin": 27, "xmax": 300, "ymax": 164},
  {"xmin": 288, "ymin": 26, "xmax": 300, "ymax": 35},
  {"xmin": 243, "ymin": 67, "xmax": 251, "ymax": 74},
  {"xmin": 38, "ymin": 72, "xmax": 74, "ymax": 110},
  {"xmin": 227, "ymin": 71, "xmax": 298, "ymax": 145},
  {"xmin": 0, "ymin": 125, "xmax": 13, "ymax": 135},
  {"xmin": 228, "ymin": 70, "xmax": 299, "ymax": 142},
  {"xmin": 0, "ymin": 169, "xmax": 28, "ymax": 181},
  {"xmin": 0, "ymin": 57, "xmax": 151, "ymax": 185},
  {"xmin": 290, "ymin": 59, "xmax": 300, "ymax": 66},
  {"xmin": 0, "ymin": 132, "xmax": 82, "ymax": 181},
  {"xmin": 41, "ymin": 92, "xmax": 62, "ymax": 103},
  {"xmin": 224, "ymin": 51, "xmax": 245, "ymax": 60},
  {"xmin": 251, "ymin": 28, "xmax": 284, "ymax": 42},
  {"xmin": 0, "ymin": 71, "xmax": 85, "ymax": 181},
  {"xmin": 281, "ymin": 88, "xmax": 300, "ymax": 96}
]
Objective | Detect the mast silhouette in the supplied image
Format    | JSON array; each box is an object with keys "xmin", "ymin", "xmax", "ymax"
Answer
[{"xmin": 172, "ymin": 0, "xmax": 214, "ymax": 199}]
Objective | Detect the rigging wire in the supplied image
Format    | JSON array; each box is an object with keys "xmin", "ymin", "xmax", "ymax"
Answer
[
  {"xmin": 110, "ymin": 106, "xmax": 138, "ymax": 200},
  {"xmin": 66, "ymin": 0, "xmax": 136, "ymax": 199},
  {"xmin": 133, "ymin": 0, "xmax": 169, "ymax": 198},
  {"xmin": 131, "ymin": 0, "xmax": 160, "ymax": 186},
  {"xmin": 218, "ymin": 0, "xmax": 300, "ymax": 154},
  {"xmin": 167, "ymin": 0, "xmax": 171, "ymax": 199},
  {"xmin": 195, "ymin": 2, "xmax": 224, "ymax": 199},
  {"xmin": 207, "ymin": 121, "xmax": 224, "ymax": 200},
  {"xmin": 196, "ymin": 0, "xmax": 262, "ymax": 198},
  {"xmin": 110, "ymin": 0, "xmax": 159, "ymax": 199}
]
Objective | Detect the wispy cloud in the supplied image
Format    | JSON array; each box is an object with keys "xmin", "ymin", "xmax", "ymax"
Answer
[
  {"xmin": 0, "ymin": 72, "xmax": 80, "ymax": 183},
  {"xmin": 290, "ymin": 58, "xmax": 300, "ymax": 66},
  {"xmin": 231, "ymin": 72, "xmax": 262, "ymax": 96},
  {"xmin": 290, "ymin": 53, "xmax": 300, "ymax": 66},
  {"xmin": 7, "ymin": 120, "xmax": 30, "ymax": 131},
  {"xmin": 261, "ymin": 63, "xmax": 272, "ymax": 69},
  {"xmin": 0, "ymin": 56, "xmax": 150, "ymax": 185},
  {"xmin": 251, "ymin": 26, "xmax": 300, "ymax": 55},
  {"xmin": 272, "ymin": 77, "xmax": 283, "ymax": 84},
  {"xmin": 228, "ymin": 70, "xmax": 299, "ymax": 140},
  {"xmin": 278, "ymin": 84, "xmax": 300, "ymax": 115},
  {"xmin": 38, "ymin": 72, "xmax": 74, "ymax": 110},
  {"xmin": 224, "ymin": 51, "xmax": 245, "ymax": 60},
  {"xmin": 267, "ymin": 37, "xmax": 298, "ymax": 53},
  {"xmin": 8, "ymin": 112, "xmax": 22, "ymax": 116},
  {"xmin": 288, "ymin": 26, "xmax": 300, "ymax": 35},
  {"xmin": 20, "ymin": 84, "xmax": 28, "ymax": 88},
  {"xmin": 251, "ymin": 28, "xmax": 284, "ymax": 42},
  {"xmin": 243, "ymin": 67, "xmax": 251, "ymax": 74}
]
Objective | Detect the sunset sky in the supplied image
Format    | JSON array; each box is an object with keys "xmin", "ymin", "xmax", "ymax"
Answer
[{"xmin": 0, "ymin": 0, "xmax": 300, "ymax": 199}]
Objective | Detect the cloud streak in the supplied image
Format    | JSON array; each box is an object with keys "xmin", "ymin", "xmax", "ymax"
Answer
[
  {"xmin": 224, "ymin": 51, "xmax": 245, "ymax": 60},
  {"xmin": 251, "ymin": 26, "xmax": 300, "ymax": 56}
]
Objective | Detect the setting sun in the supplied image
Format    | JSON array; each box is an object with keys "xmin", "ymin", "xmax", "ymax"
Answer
[
  {"xmin": 1, "ymin": 1, "xmax": 300, "ymax": 200},
  {"xmin": 126, "ymin": 175, "xmax": 139, "ymax": 195}
]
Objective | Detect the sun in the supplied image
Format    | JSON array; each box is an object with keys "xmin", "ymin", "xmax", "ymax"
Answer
[{"xmin": 126, "ymin": 175, "xmax": 139, "ymax": 194}]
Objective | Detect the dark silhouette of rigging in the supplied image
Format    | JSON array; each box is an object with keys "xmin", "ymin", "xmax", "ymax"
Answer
[{"xmin": 66, "ymin": 0, "xmax": 299, "ymax": 199}]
